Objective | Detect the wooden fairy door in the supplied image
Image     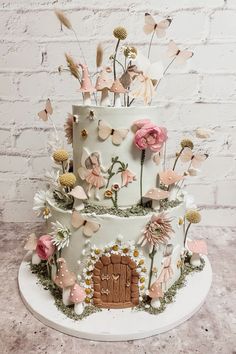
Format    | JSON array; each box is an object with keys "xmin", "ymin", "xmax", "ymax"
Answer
[{"xmin": 93, "ymin": 254, "xmax": 139, "ymax": 308}]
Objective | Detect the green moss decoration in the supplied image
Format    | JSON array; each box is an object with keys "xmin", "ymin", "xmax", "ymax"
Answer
[
  {"xmin": 30, "ymin": 262, "xmax": 101, "ymax": 321},
  {"xmin": 136, "ymin": 256, "xmax": 205, "ymax": 315}
]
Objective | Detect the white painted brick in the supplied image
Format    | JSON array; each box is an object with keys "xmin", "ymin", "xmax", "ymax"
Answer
[
  {"xmin": 0, "ymin": 129, "xmax": 12, "ymax": 148},
  {"xmin": 216, "ymin": 180, "xmax": 236, "ymax": 206},
  {"xmin": 0, "ymin": 178, "xmax": 17, "ymax": 200},
  {"xmin": 0, "ymin": 42, "xmax": 40, "ymax": 70},
  {"xmin": 190, "ymin": 44, "xmax": 236, "ymax": 74},
  {"xmin": 185, "ymin": 183, "xmax": 215, "ymax": 205},
  {"xmin": 199, "ymin": 207, "xmax": 236, "ymax": 227},
  {"xmin": 0, "ymin": 74, "xmax": 19, "ymax": 97},
  {"xmin": 1, "ymin": 200, "xmax": 38, "ymax": 222},
  {"xmin": 201, "ymin": 75, "xmax": 236, "ymax": 101},
  {"xmin": 15, "ymin": 129, "xmax": 48, "ymax": 151},
  {"xmin": 157, "ymin": 74, "xmax": 199, "ymax": 101},
  {"xmin": 210, "ymin": 10, "xmax": 236, "ymax": 40},
  {"xmin": 15, "ymin": 178, "xmax": 45, "ymax": 201},
  {"xmin": 0, "ymin": 155, "xmax": 28, "ymax": 173},
  {"xmin": 30, "ymin": 155, "xmax": 53, "ymax": 176}
]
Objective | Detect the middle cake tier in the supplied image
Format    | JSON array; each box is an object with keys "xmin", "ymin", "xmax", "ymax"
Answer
[{"xmin": 73, "ymin": 105, "xmax": 162, "ymax": 208}]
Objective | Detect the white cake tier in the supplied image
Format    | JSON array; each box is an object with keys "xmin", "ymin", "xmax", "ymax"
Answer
[
  {"xmin": 49, "ymin": 200, "xmax": 186, "ymax": 303},
  {"xmin": 72, "ymin": 105, "xmax": 162, "ymax": 208}
]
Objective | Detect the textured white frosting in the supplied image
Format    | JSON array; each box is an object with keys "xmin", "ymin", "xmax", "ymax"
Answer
[
  {"xmin": 73, "ymin": 105, "xmax": 162, "ymax": 207},
  {"xmin": 49, "ymin": 201, "xmax": 186, "ymax": 292}
]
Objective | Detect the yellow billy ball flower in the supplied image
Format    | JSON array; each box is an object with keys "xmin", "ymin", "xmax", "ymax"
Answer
[
  {"xmin": 180, "ymin": 139, "xmax": 194, "ymax": 150},
  {"xmin": 185, "ymin": 209, "xmax": 201, "ymax": 224},
  {"xmin": 59, "ymin": 173, "xmax": 76, "ymax": 188},
  {"xmin": 113, "ymin": 26, "xmax": 127, "ymax": 40},
  {"xmin": 53, "ymin": 149, "xmax": 69, "ymax": 163}
]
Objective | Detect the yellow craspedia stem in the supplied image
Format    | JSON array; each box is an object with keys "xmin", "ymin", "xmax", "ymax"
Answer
[
  {"xmin": 59, "ymin": 173, "xmax": 76, "ymax": 188},
  {"xmin": 53, "ymin": 149, "xmax": 69, "ymax": 163},
  {"xmin": 180, "ymin": 139, "xmax": 194, "ymax": 150},
  {"xmin": 113, "ymin": 26, "xmax": 127, "ymax": 40},
  {"xmin": 185, "ymin": 209, "xmax": 201, "ymax": 224}
]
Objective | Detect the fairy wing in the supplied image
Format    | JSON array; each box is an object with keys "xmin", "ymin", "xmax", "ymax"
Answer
[
  {"xmin": 176, "ymin": 50, "xmax": 193, "ymax": 65},
  {"xmin": 147, "ymin": 61, "xmax": 164, "ymax": 80},
  {"xmin": 180, "ymin": 147, "xmax": 193, "ymax": 163},
  {"xmin": 155, "ymin": 19, "xmax": 172, "ymax": 37},
  {"xmin": 83, "ymin": 220, "xmax": 100, "ymax": 237},
  {"xmin": 24, "ymin": 233, "xmax": 37, "ymax": 251},
  {"xmin": 143, "ymin": 13, "xmax": 156, "ymax": 34},
  {"xmin": 98, "ymin": 119, "xmax": 112, "ymax": 141},
  {"xmin": 112, "ymin": 128, "xmax": 129, "ymax": 145},
  {"xmin": 77, "ymin": 166, "xmax": 89, "ymax": 180},
  {"xmin": 135, "ymin": 52, "xmax": 151, "ymax": 75},
  {"xmin": 167, "ymin": 40, "xmax": 179, "ymax": 58},
  {"xmin": 191, "ymin": 153, "xmax": 208, "ymax": 168},
  {"xmin": 71, "ymin": 210, "xmax": 85, "ymax": 229}
]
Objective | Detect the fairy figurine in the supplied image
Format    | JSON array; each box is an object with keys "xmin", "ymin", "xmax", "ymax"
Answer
[
  {"xmin": 78, "ymin": 148, "xmax": 107, "ymax": 200},
  {"xmin": 157, "ymin": 243, "xmax": 174, "ymax": 290}
]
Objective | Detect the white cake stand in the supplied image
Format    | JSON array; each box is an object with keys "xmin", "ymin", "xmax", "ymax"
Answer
[{"xmin": 18, "ymin": 253, "xmax": 212, "ymax": 341}]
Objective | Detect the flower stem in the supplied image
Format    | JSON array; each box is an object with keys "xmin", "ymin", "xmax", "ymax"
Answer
[
  {"xmin": 148, "ymin": 30, "xmax": 155, "ymax": 59},
  {"xmin": 148, "ymin": 247, "xmax": 157, "ymax": 289},
  {"xmin": 113, "ymin": 39, "xmax": 120, "ymax": 81},
  {"xmin": 140, "ymin": 149, "xmax": 146, "ymax": 205},
  {"xmin": 172, "ymin": 147, "xmax": 184, "ymax": 171},
  {"xmin": 184, "ymin": 222, "xmax": 191, "ymax": 246}
]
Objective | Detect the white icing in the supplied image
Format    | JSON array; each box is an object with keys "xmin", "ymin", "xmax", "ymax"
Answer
[
  {"xmin": 73, "ymin": 105, "xmax": 162, "ymax": 207},
  {"xmin": 48, "ymin": 200, "xmax": 186, "ymax": 292}
]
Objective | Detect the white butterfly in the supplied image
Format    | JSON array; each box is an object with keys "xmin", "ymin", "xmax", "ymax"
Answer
[
  {"xmin": 98, "ymin": 119, "xmax": 129, "ymax": 145},
  {"xmin": 180, "ymin": 147, "xmax": 208, "ymax": 168},
  {"xmin": 71, "ymin": 210, "xmax": 100, "ymax": 237},
  {"xmin": 38, "ymin": 99, "xmax": 53, "ymax": 121},
  {"xmin": 167, "ymin": 40, "xmax": 193, "ymax": 65},
  {"xmin": 144, "ymin": 13, "xmax": 172, "ymax": 38}
]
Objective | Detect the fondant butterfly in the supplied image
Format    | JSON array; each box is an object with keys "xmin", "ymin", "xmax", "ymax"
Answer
[
  {"xmin": 167, "ymin": 40, "xmax": 193, "ymax": 64},
  {"xmin": 180, "ymin": 148, "xmax": 208, "ymax": 168},
  {"xmin": 24, "ymin": 233, "xmax": 37, "ymax": 251},
  {"xmin": 71, "ymin": 210, "xmax": 100, "ymax": 237},
  {"xmin": 98, "ymin": 119, "xmax": 129, "ymax": 145},
  {"xmin": 38, "ymin": 99, "xmax": 53, "ymax": 121},
  {"xmin": 143, "ymin": 13, "xmax": 172, "ymax": 38}
]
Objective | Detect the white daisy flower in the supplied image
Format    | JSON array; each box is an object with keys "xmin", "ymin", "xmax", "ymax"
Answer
[
  {"xmin": 45, "ymin": 169, "xmax": 60, "ymax": 188},
  {"xmin": 33, "ymin": 190, "xmax": 51, "ymax": 219},
  {"xmin": 50, "ymin": 221, "xmax": 71, "ymax": 250}
]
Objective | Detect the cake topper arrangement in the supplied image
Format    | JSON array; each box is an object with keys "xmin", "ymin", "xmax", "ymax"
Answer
[
  {"xmin": 55, "ymin": 10, "xmax": 193, "ymax": 107},
  {"xmin": 22, "ymin": 9, "xmax": 211, "ymax": 321}
]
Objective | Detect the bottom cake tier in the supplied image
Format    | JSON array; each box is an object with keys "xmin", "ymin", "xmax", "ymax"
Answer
[{"xmin": 47, "ymin": 200, "xmax": 186, "ymax": 309}]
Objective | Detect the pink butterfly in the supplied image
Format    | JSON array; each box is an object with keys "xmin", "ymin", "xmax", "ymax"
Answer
[
  {"xmin": 38, "ymin": 99, "xmax": 53, "ymax": 121},
  {"xmin": 98, "ymin": 120, "xmax": 129, "ymax": 145},
  {"xmin": 144, "ymin": 13, "xmax": 172, "ymax": 38},
  {"xmin": 167, "ymin": 40, "xmax": 193, "ymax": 64},
  {"xmin": 180, "ymin": 147, "xmax": 208, "ymax": 168},
  {"xmin": 71, "ymin": 210, "xmax": 100, "ymax": 237}
]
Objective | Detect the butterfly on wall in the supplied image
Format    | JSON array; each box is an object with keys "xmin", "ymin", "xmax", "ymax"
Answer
[
  {"xmin": 143, "ymin": 13, "xmax": 172, "ymax": 38},
  {"xmin": 98, "ymin": 119, "xmax": 129, "ymax": 145},
  {"xmin": 180, "ymin": 147, "xmax": 208, "ymax": 168},
  {"xmin": 38, "ymin": 99, "xmax": 53, "ymax": 121},
  {"xmin": 71, "ymin": 210, "xmax": 100, "ymax": 237},
  {"xmin": 167, "ymin": 40, "xmax": 193, "ymax": 64}
]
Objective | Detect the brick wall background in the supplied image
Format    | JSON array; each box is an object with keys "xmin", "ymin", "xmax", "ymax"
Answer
[{"xmin": 0, "ymin": 0, "xmax": 235, "ymax": 225}]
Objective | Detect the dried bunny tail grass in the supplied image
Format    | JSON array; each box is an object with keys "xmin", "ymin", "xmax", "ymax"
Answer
[
  {"xmin": 96, "ymin": 43, "xmax": 103, "ymax": 68},
  {"xmin": 55, "ymin": 9, "xmax": 72, "ymax": 30},
  {"xmin": 65, "ymin": 53, "xmax": 80, "ymax": 79}
]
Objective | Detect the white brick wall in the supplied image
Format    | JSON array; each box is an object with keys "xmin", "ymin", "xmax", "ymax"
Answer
[{"xmin": 0, "ymin": 0, "xmax": 236, "ymax": 226}]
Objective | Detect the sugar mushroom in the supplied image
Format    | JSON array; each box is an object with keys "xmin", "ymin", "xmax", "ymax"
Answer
[
  {"xmin": 68, "ymin": 185, "xmax": 88, "ymax": 210},
  {"xmin": 69, "ymin": 283, "xmax": 86, "ymax": 315},
  {"xmin": 110, "ymin": 79, "xmax": 127, "ymax": 107},
  {"xmin": 79, "ymin": 63, "xmax": 96, "ymax": 105},
  {"xmin": 148, "ymin": 280, "xmax": 164, "ymax": 308},
  {"xmin": 54, "ymin": 258, "xmax": 76, "ymax": 305},
  {"xmin": 159, "ymin": 170, "xmax": 183, "ymax": 186},
  {"xmin": 95, "ymin": 67, "xmax": 113, "ymax": 106},
  {"xmin": 187, "ymin": 239, "xmax": 208, "ymax": 267},
  {"xmin": 24, "ymin": 233, "xmax": 41, "ymax": 265},
  {"xmin": 144, "ymin": 188, "xmax": 170, "ymax": 210}
]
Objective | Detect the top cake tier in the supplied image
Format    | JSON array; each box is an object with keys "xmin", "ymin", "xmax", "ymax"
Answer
[{"xmin": 73, "ymin": 105, "xmax": 163, "ymax": 208}]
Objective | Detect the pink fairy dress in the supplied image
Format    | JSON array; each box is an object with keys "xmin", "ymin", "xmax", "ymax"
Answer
[
  {"xmin": 85, "ymin": 165, "xmax": 106, "ymax": 189},
  {"xmin": 157, "ymin": 256, "xmax": 173, "ymax": 284}
]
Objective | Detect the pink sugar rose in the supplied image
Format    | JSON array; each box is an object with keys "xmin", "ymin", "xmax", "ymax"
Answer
[
  {"xmin": 134, "ymin": 120, "xmax": 167, "ymax": 152},
  {"xmin": 133, "ymin": 119, "xmax": 152, "ymax": 130},
  {"xmin": 36, "ymin": 235, "xmax": 56, "ymax": 260}
]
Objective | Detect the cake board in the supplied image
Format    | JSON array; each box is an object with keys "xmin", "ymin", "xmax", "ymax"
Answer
[{"xmin": 18, "ymin": 253, "xmax": 212, "ymax": 342}]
